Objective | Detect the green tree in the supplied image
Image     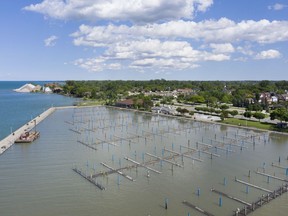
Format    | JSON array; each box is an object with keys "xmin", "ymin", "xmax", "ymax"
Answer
[
  {"xmin": 220, "ymin": 110, "xmax": 229, "ymax": 121},
  {"xmin": 220, "ymin": 104, "xmax": 229, "ymax": 110},
  {"xmin": 176, "ymin": 107, "xmax": 189, "ymax": 115},
  {"xmin": 229, "ymin": 110, "xmax": 238, "ymax": 117},
  {"xmin": 253, "ymin": 112, "xmax": 265, "ymax": 121},
  {"xmin": 188, "ymin": 95, "xmax": 205, "ymax": 103},
  {"xmin": 243, "ymin": 111, "xmax": 252, "ymax": 118},
  {"xmin": 270, "ymin": 108, "xmax": 288, "ymax": 122}
]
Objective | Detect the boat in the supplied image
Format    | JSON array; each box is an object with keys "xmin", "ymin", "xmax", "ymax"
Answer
[{"xmin": 15, "ymin": 131, "xmax": 40, "ymax": 143}]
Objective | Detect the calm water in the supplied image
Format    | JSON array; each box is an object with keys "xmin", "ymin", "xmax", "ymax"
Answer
[
  {"xmin": 0, "ymin": 81, "xmax": 77, "ymax": 139},
  {"xmin": 0, "ymin": 106, "xmax": 287, "ymax": 216}
]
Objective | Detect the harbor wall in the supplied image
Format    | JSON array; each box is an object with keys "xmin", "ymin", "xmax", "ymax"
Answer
[{"xmin": 0, "ymin": 107, "xmax": 56, "ymax": 155}]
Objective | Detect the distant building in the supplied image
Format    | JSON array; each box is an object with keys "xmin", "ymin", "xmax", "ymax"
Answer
[
  {"xmin": 278, "ymin": 94, "xmax": 288, "ymax": 102},
  {"xmin": 271, "ymin": 96, "xmax": 278, "ymax": 103},
  {"xmin": 176, "ymin": 88, "xmax": 193, "ymax": 95},
  {"xmin": 115, "ymin": 99, "xmax": 143, "ymax": 108},
  {"xmin": 44, "ymin": 87, "xmax": 52, "ymax": 93},
  {"xmin": 53, "ymin": 87, "xmax": 63, "ymax": 93},
  {"xmin": 151, "ymin": 106, "xmax": 174, "ymax": 115}
]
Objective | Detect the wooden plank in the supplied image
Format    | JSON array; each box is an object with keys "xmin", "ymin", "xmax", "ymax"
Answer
[
  {"xmin": 101, "ymin": 162, "xmax": 135, "ymax": 182},
  {"xmin": 182, "ymin": 201, "xmax": 215, "ymax": 216},
  {"xmin": 145, "ymin": 152, "xmax": 183, "ymax": 167},
  {"xmin": 211, "ymin": 188, "xmax": 251, "ymax": 206},
  {"xmin": 255, "ymin": 171, "xmax": 288, "ymax": 182},
  {"xmin": 235, "ymin": 178, "xmax": 272, "ymax": 193},
  {"xmin": 124, "ymin": 157, "xmax": 161, "ymax": 174}
]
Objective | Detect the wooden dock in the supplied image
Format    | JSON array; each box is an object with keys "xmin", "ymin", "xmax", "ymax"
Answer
[
  {"xmin": 255, "ymin": 171, "xmax": 288, "ymax": 182},
  {"xmin": 124, "ymin": 157, "xmax": 162, "ymax": 174},
  {"xmin": 72, "ymin": 168, "xmax": 106, "ymax": 190},
  {"xmin": 101, "ymin": 162, "xmax": 135, "ymax": 182},
  {"xmin": 211, "ymin": 188, "xmax": 251, "ymax": 206},
  {"xmin": 271, "ymin": 163, "xmax": 287, "ymax": 170},
  {"xmin": 145, "ymin": 152, "xmax": 184, "ymax": 167},
  {"xmin": 182, "ymin": 200, "xmax": 215, "ymax": 216},
  {"xmin": 235, "ymin": 178, "xmax": 272, "ymax": 193},
  {"xmin": 77, "ymin": 140, "xmax": 98, "ymax": 151},
  {"xmin": 233, "ymin": 184, "xmax": 288, "ymax": 216}
]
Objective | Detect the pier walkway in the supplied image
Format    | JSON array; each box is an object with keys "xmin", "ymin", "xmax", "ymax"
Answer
[
  {"xmin": 0, "ymin": 107, "xmax": 56, "ymax": 155},
  {"xmin": 233, "ymin": 184, "xmax": 288, "ymax": 216}
]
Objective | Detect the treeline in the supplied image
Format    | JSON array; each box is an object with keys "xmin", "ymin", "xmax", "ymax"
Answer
[{"xmin": 63, "ymin": 80, "xmax": 288, "ymax": 106}]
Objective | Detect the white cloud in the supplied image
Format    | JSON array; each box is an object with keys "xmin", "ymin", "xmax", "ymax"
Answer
[
  {"xmin": 23, "ymin": 0, "xmax": 214, "ymax": 23},
  {"xmin": 74, "ymin": 58, "xmax": 121, "ymax": 72},
  {"xmin": 255, "ymin": 49, "xmax": 281, "ymax": 60},
  {"xmin": 209, "ymin": 43, "xmax": 235, "ymax": 53},
  {"xmin": 268, "ymin": 3, "xmax": 287, "ymax": 11},
  {"xmin": 236, "ymin": 46, "xmax": 254, "ymax": 56},
  {"xmin": 73, "ymin": 38, "xmax": 230, "ymax": 72},
  {"xmin": 69, "ymin": 16, "xmax": 288, "ymax": 72},
  {"xmin": 72, "ymin": 18, "xmax": 288, "ymax": 46},
  {"xmin": 44, "ymin": 35, "xmax": 58, "ymax": 47},
  {"xmin": 24, "ymin": 1, "xmax": 288, "ymax": 74}
]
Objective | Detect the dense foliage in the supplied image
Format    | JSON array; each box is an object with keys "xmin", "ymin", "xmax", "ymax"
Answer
[{"xmin": 63, "ymin": 80, "xmax": 288, "ymax": 115}]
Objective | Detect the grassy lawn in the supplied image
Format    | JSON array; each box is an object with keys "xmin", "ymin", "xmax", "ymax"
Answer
[
  {"xmin": 77, "ymin": 100, "xmax": 106, "ymax": 106},
  {"xmin": 221, "ymin": 118, "xmax": 288, "ymax": 133}
]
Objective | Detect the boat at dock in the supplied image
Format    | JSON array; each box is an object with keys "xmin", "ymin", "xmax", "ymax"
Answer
[{"xmin": 15, "ymin": 131, "xmax": 40, "ymax": 143}]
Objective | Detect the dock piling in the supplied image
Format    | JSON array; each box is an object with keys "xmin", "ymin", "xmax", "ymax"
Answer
[
  {"xmin": 219, "ymin": 196, "xmax": 222, "ymax": 207},
  {"xmin": 165, "ymin": 198, "xmax": 168, "ymax": 209},
  {"xmin": 197, "ymin": 187, "xmax": 200, "ymax": 196}
]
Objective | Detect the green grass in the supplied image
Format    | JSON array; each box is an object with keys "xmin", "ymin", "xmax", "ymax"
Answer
[
  {"xmin": 77, "ymin": 100, "xmax": 106, "ymax": 106},
  {"xmin": 221, "ymin": 118, "xmax": 288, "ymax": 133}
]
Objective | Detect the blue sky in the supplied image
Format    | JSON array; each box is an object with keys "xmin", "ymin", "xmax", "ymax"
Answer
[{"xmin": 1, "ymin": 0, "xmax": 288, "ymax": 81}]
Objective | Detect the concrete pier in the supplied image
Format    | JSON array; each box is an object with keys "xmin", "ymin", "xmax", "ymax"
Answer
[{"xmin": 0, "ymin": 107, "xmax": 56, "ymax": 155}]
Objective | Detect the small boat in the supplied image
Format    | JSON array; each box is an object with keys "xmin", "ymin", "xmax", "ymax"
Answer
[{"xmin": 15, "ymin": 131, "xmax": 40, "ymax": 143}]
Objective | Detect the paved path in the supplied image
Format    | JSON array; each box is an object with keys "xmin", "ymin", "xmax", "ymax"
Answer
[{"xmin": 0, "ymin": 107, "xmax": 56, "ymax": 155}]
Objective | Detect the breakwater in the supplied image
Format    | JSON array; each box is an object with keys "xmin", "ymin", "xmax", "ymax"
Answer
[{"xmin": 0, "ymin": 107, "xmax": 56, "ymax": 155}]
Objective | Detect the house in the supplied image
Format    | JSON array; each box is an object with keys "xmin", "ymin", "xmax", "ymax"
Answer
[
  {"xmin": 278, "ymin": 94, "xmax": 288, "ymax": 102},
  {"xmin": 176, "ymin": 88, "xmax": 193, "ymax": 95},
  {"xmin": 43, "ymin": 87, "xmax": 52, "ymax": 93},
  {"xmin": 115, "ymin": 99, "xmax": 143, "ymax": 108},
  {"xmin": 259, "ymin": 92, "xmax": 270, "ymax": 103},
  {"xmin": 151, "ymin": 106, "xmax": 174, "ymax": 115},
  {"xmin": 53, "ymin": 87, "xmax": 63, "ymax": 93},
  {"xmin": 271, "ymin": 96, "xmax": 278, "ymax": 103}
]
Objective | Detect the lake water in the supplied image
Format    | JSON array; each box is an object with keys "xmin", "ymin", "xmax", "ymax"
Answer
[
  {"xmin": 0, "ymin": 81, "xmax": 77, "ymax": 139},
  {"xmin": 0, "ymin": 105, "xmax": 287, "ymax": 216}
]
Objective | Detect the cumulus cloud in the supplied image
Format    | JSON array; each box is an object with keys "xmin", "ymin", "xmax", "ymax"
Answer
[
  {"xmin": 74, "ymin": 58, "xmax": 121, "ymax": 72},
  {"xmin": 69, "ymin": 17, "xmax": 288, "ymax": 72},
  {"xmin": 268, "ymin": 3, "xmax": 287, "ymax": 11},
  {"xmin": 209, "ymin": 43, "xmax": 235, "ymax": 53},
  {"xmin": 23, "ymin": 0, "xmax": 214, "ymax": 23},
  {"xmin": 71, "ymin": 18, "xmax": 288, "ymax": 46},
  {"xmin": 255, "ymin": 49, "xmax": 281, "ymax": 60},
  {"xmin": 44, "ymin": 35, "xmax": 58, "ymax": 47},
  {"xmin": 73, "ymin": 38, "xmax": 230, "ymax": 72},
  {"xmin": 23, "ymin": 1, "xmax": 288, "ymax": 73}
]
